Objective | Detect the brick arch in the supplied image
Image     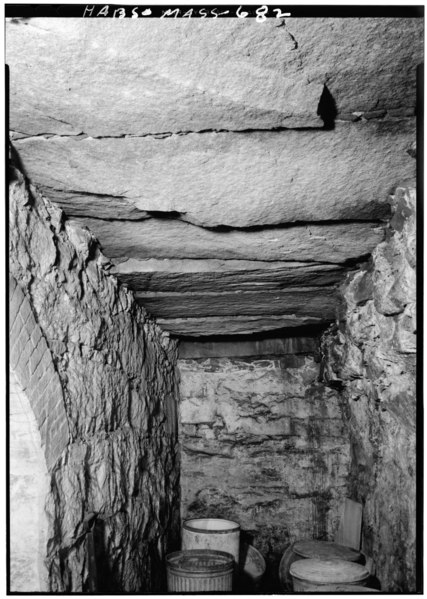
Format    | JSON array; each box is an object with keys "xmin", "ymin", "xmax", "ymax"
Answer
[{"xmin": 9, "ymin": 275, "xmax": 69, "ymax": 470}]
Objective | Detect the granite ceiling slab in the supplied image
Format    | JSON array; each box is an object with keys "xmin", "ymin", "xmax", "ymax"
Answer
[{"xmin": 7, "ymin": 17, "xmax": 420, "ymax": 336}]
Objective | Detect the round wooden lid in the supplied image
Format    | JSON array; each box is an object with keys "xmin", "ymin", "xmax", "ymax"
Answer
[
  {"xmin": 290, "ymin": 558, "xmax": 370, "ymax": 584},
  {"xmin": 293, "ymin": 540, "xmax": 361, "ymax": 562}
]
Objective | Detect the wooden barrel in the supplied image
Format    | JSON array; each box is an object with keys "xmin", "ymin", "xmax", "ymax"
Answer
[
  {"xmin": 290, "ymin": 558, "xmax": 370, "ymax": 592},
  {"xmin": 279, "ymin": 540, "xmax": 363, "ymax": 590}
]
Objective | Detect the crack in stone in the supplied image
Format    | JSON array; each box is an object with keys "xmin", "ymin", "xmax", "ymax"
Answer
[
  {"xmin": 45, "ymin": 114, "xmax": 80, "ymax": 128},
  {"xmin": 13, "ymin": 124, "xmax": 333, "ymax": 143},
  {"xmin": 10, "ymin": 131, "xmax": 87, "ymax": 140},
  {"xmin": 284, "ymin": 26, "xmax": 299, "ymax": 50},
  {"xmin": 12, "ymin": 110, "xmax": 411, "ymax": 144},
  {"xmin": 41, "ymin": 185, "xmax": 127, "ymax": 200},
  {"xmin": 200, "ymin": 219, "xmax": 388, "ymax": 233}
]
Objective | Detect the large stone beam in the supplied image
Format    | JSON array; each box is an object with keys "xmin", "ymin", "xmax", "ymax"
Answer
[
  {"xmin": 111, "ymin": 259, "xmax": 348, "ymax": 292},
  {"xmin": 14, "ymin": 121, "xmax": 415, "ymax": 227},
  {"xmin": 6, "ymin": 18, "xmax": 422, "ymax": 137},
  {"xmin": 67, "ymin": 217, "xmax": 384, "ymax": 263},
  {"xmin": 6, "ymin": 19, "xmax": 323, "ymax": 136},
  {"xmin": 178, "ymin": 336, "xmax": 319, "ymax": 358},
  {"xmin": 133, "ymin": 287, "xmax": 339, "ymax": 318},
  {"xmin": 155, "ymin": 316, "xmax": 325, "ymax": 337}
]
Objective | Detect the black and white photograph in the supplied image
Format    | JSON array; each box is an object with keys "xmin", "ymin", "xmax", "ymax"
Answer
[{"xmin": 5, "ymin": 3, "xmax": 423, "ymax": 594}]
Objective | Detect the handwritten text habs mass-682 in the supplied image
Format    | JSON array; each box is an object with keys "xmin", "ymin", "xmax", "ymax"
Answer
[{"xmin": 83, "ymin": 5, "xmax": 290, "ymax": 21}]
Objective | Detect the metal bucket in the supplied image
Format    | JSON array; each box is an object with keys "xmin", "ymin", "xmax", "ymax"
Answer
[
  {"xmin": 290, "ymin": 558, "xmax": 370, "ymax": 592},
  {"xmin": 182, "ymin": 518, "xmax": 240, "ymax": 564},
  {"xmin": 166, "ymin": 549, "xmax": 234, "ymax": 592}
]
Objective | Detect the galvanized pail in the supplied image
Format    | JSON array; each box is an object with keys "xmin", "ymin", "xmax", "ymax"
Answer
[{"xmin": 166, "ymin": 549, "xmax": 234, "ymax": 592}]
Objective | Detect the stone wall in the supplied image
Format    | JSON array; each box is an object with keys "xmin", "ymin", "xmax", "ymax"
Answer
[
  {"xmin": 321, "ymin": 187, "xmax": 417, "ymax": 591},
  {"xmin": 9, "ymin": 164, "xmax": 180, "ymax": 592},
  {"xmin": 178, "ymin": 341, "xmax": 350, "ymax": 589}
]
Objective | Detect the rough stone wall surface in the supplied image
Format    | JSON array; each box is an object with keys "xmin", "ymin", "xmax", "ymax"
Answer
[
  {"xmin": 9, "ymin": 165, "xmax": 180, "ymax": 592},
  {"xmin": 178, "ymin": 352, "xmax": 350, "ymax": 588},
  {"xmin": 10, "ymin": 369, "xmax": 50, "ymax": 592},
  {"xmin": 9, "ymin": 274, "xmax": 69, "ymax": 469},
  {"xmin": 321, "ymin": 187, "xmax": 417, "ymax": 592}
]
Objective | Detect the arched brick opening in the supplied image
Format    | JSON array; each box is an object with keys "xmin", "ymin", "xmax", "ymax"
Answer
[
  {"xmin": 9, "ymin": 275, "xmax": 70, "ymax": 590},
  {"xmin": 9, "ymin": 275, "xmax": 69, "ymax": 469}
]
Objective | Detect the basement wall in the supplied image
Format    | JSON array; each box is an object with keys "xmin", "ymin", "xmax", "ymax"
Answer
[
  {"xmin": 178, "ymin": 338, "xmax": 350, "ymax": 588},
  {"xmin": 9, "ymin": 165, "xmax": 180, "ymax": 592},
  {"xmin": 322, "ymin": 187, "xmax": 417, "ymax": 592}
]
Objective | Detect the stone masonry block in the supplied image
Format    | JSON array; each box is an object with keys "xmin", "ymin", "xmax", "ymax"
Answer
[
  {"xmin": 9, "ymin": 275, "xmax": 23, "ymax": 303},
  {"xmin": 180, "ymin": 398, "xmax": 216, "ymax": 425},
  {"xmin": 10, "ymin": 313, "xmax": 27, "ymax": 352},
  {"xmin": 30, "ymin": 325, "xmax": 43, "ymax": 350},
  {"xmin": 37, "ymin": 402, "xmax": 49, "ymax": 435},
  {"xmin": 46, "ymin": 391, "xmax": 67, "ymax": 428},
  {"xmin": 42, "ymin": 417, "xmax": 50, "ymax": 453},
  {"xmin": 29, "ymin": 375, "xmax": 49, "ymax": 413},
  {"xmin": 16, "ymin": 340, "xmax": 35, "ymax": 389},
  {"xmin": 29, "ymin": 336, "xmax": 49, "ymax": 379},
  {"xmin": 47, "ymin": 372, "xmax": 64, "ymax": 401},
  {"xmin": 33, "ymin": 364, "xmax": 56, "ymax": 402},
  {"xmin": 9, "ymin": 275, "xmax": 17, "ymax": 297},
  {"xmin": 10, "ymin": 332, "xmax": 27, "ymax": 372},
  {"xmin": 32, "ymin": 348, "xmax": 54, "ymax": 384},
  {"xmin": 18, "ymin": 295, "xmax": 35, "ymax": 327},
  {"xmin": 9, "ymin": 286, "xmax": 23, "ymax": 330},
  {"xmin": 16, "ymin": 363, "xmax": 30, "ymax": 392},
  {"xmin": 30, "ymin": 395, "xmax": 47, "ymax": 431}
]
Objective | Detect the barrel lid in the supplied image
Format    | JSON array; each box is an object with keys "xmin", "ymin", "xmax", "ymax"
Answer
[
  {"xmin": 166, "ymin": 550, "xmax": 234, "ymax": 574},
  {"xmin": 183, "ymin": 518, "xmax": 240, "ymax": 533},
  {"xmin": 293, "ymin": 540, "xmax": 361, "ymax": 562},
  {"xmin": 289, "ymin": 558, "xmax": 370, "ymax": 584}
]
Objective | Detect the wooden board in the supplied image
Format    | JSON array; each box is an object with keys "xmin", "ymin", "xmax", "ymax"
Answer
[{"xmin": 335, "ymin": 498, "xmax": 363, "ymax": 551}]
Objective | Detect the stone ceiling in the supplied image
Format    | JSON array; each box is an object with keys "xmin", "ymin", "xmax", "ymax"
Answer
[{"xmin": 7, "ymin": 17, "xmax": 421, "ymax": 337}]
